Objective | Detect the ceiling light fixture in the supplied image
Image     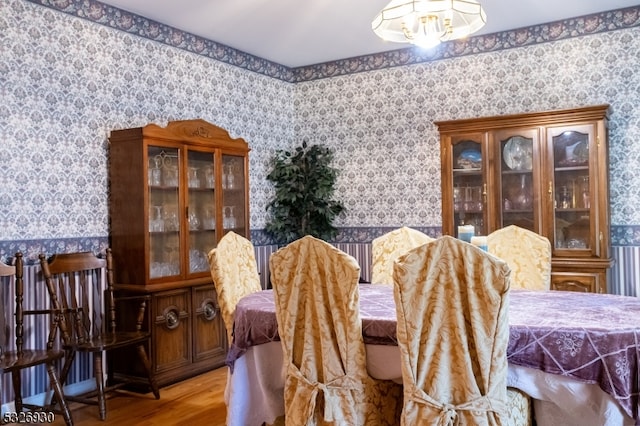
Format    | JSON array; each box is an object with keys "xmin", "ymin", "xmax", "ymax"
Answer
[{"xmin": 372, "ymin": 0, "xmax": 487, "ymax": 49}]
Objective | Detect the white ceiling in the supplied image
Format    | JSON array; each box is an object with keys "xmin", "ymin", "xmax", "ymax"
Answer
[{"xmin": 98, "ymin": 0, "xmax": 640, "ymax": 68}]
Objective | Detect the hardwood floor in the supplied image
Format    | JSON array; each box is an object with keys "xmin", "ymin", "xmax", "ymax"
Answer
[{"xmin": 50, "ymin": 367, "xmax": 228, "ymax": 425}]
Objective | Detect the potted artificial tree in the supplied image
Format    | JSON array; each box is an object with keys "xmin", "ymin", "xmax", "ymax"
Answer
[{"xmin": 265, "ymin": 141, "xmax": 345, "ymax": 244}]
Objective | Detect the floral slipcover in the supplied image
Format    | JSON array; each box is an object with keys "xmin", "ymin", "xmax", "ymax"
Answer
[
  {"xmin": 270, "ymin": 235, "xmax": 402, "ymax": 425},
  {"xmin": 371, "ymin": 226, "xmax": 434, "ymax": 285},
  {"xmin": 393, "ymin": 236, "xmax": 531, "ymax": 426},
  {"xmin": 488, "ymin": 225, "xmax": 552, "ymax": 291},
  {"xmin": 207, "ymin": 231, "xmax": 262, "ymax": 343}
]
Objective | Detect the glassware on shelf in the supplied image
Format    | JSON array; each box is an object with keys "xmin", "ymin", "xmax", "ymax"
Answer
[
  {"xmin": 558, "ymin": 185, "xmax": 572, "ymax": 209},
  {"xmin": 203, "ymin": 165, "xmax": 215, "ymax": 188},
  {"xmin": 202, "ymin": 205, "xmax": 215, "ymax": 230},
  {"xmin": 225, "ymin": 163, "xmax": 236, "ymax": 190},
  {"xmin": 463, "ymin": 186, "xmax": 482, "ymax": 211},
  {"xmin": 511, "ymin": 175, "xmax": 532, "ymax": 210},
  {"xmin": 164, "ymin": 205, "xmax": 179, "ymax": 232},
  {"xmin": 148, "ymin": 155, "xmax": 163, "ymax": 186},
  {"xmin": 453, "ymin": 186, "xmax": 462, "ymax": 212},
  {"xmin": 188, "ymin": 167, "xmax": 200, "ymax": 188},
  {"xmin": 578, "ymin": 176, "xmax": 590, "ymax": 208},
  {"xmin": 188, "ymin": 210, "xmax": 200, "ymax": 230},
  {"xmin": 567, "ymin": 238, "xmax": 587, "ymax": 249},
  {"xmin": 149, "ymin": 206, "xmax": 164, "ymax": 232},
  {"xmin": 223, "ymin": 206, "xmax": 236, "ymax": 229},
  {"xmin": 222, "ymin": 165, "xmax": 228, "ymax": 189},
  {"xmin": 150, "ymin": 261, "xmax": 179, "ymax": 278},
  {"xmin": 162, "ymin": 156, "xmax": 179, "ymax": 187},
  {"xmin": 189, "ymin": 250, "xmax": 208, "ymax": 273}
]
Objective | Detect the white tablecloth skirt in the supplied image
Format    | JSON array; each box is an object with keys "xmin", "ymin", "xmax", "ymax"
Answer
[{"xmin": 226, "ymin": 342, "xmax": 634, "ymax": 426}]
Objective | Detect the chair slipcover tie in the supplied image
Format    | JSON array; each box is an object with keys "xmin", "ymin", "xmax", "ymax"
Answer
[
  {"xmin": 288, "ymin": 364, "xmax": 364, "ymax": 423},
  {"xmin": 408, "ymin": 384, "xmax": 507, "ymax": 426}
]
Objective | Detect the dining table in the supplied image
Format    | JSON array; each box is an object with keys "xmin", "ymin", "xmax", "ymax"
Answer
[{"xmin": 224, "ymin": 285, "xmax": 640, "ymax": 426}]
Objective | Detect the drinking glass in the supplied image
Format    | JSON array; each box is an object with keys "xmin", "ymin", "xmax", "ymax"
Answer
[
  {"xmin": 149, "ymin": 206, "xmax": 164, "ymax": 232},
  {"xmin": 188, "ymin": 167, "xmax": 200, "ymax": 188},
  {"xmin": 203, "ymin": 165, "xmax": 215, "ymax": 188},
  {"xmin": 188, "ymin": 211, "xmax": 200, "ymax": 230}
]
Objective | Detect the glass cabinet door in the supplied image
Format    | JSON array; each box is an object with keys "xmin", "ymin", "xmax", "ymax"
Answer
[
  {"xmin": 496, "ymin": 129, "xmax": 538, "ymax": 232},
  {"xmin": 450, "ymin": 135, "xmax": 485, "ymax": 237},
  {"xmin": 186, "ymin": 150, "xmax": 216, "ymax": 275},
  {"xmin": 549, "ymin": 125, "xmax": 593, "ymax": 252},
  {"xmin": 221, "ymin": 154, "xmax": 247, "ymax": 237},
  {"xmin": 148, "ymin": 146, "xmax": 181, "ymax": 279}
]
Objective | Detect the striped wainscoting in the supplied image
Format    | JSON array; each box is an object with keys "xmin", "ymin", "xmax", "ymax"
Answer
[
  {"xmin": 0, "ymin": 264, "xmax": 100, "ymax": 406},
  {"xmin": 333, "ymin": 243, "xmax": 374, "ymax": 283},
  {"xmin": 610, "ymin": 246, "xmax": 640, "ymax": 297},
  {"xmin": 253, "ymin": 244, "xmax": 279, "ymax": 289}
]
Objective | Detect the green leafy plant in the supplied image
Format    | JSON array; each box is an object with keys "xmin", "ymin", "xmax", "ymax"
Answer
[{"xmin": 265, "ymin": 141, "xmax": 345, "ymax": 244}]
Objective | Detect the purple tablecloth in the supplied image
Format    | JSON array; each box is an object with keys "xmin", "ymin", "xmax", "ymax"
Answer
[{"xmin": 228, "ymin": 285, "xmax": 640, "ymax": 421}]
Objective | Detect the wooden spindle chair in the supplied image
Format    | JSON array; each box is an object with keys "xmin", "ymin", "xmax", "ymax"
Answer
[
  {"xmin": 0, "ymin": 253, "xmax": 73, "ymax": 425},
  {"xmin": 39, "ymin": 249, "xmax": 159, "ymax": 421}
]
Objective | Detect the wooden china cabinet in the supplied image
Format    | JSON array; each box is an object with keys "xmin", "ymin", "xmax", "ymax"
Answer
[
  {"xmin": 436, "ymin": 105, "xmax": 612, "ymax": 293},
  {"xmin": 107, "ymin": 119, "xmax": 250, "ymax": 386}
]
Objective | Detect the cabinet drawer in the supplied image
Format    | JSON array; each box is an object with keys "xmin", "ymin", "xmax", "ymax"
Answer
[
  {"xmin": 192, "ymin": 285, "xmax": 226, "ymax": 362},
  {"xmin": 551, "ymin": 272, "xmax": 601, "ymax": 293},
  {"xmin": 153, "ymin": 289, "xmax": 191, "ymax": 372}
]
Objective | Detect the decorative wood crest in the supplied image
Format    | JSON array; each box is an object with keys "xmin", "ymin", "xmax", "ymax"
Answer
[{"xmin": 143, "ymin": 119, "xmax": 249, "ymax": 149}]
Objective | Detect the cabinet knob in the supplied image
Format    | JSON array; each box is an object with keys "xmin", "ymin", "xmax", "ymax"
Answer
[
  {"xmin": 164, "ymin": 308, "xmax": 180, "ymax": 330},
  {"xmin": 202, "ymin": 301, "xmax": 218, "ymax": 321}
]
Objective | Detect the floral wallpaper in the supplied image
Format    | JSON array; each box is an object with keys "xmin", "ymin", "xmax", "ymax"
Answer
[
  {"xmin": 2, "ymin": 0, "xmax": 640, "ymax": 263},
  {"xmin": 294, "ymin": 28, "xmax": 640, "ymax": 233},
  {"xmin": 2, "ymin": 0, "xmax": 640, "ymax": 405},
  {"xmin": 1, "ymin": 0, "xmax": 293, "ymax": 254}
]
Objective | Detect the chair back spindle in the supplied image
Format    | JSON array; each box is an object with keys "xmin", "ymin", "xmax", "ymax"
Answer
[
  {"xmin": 0, "ymin": 253, "xmax": 74, "ymax": 424},
  {"xmin": 0, "ymin": 256, "xmax": 17, "ymax": 358},
  {"xmin": 40, "ymin": 252, "xmax": 107, "ymax": 346},
  {"xmin": 106, "ymin": 250, "xmax": 117, "ymax": 333},
  {"xmin": 14, "ymin": 253, "xmax": 24, "ymax": 356},
  {"xmin": 39, "ymin": 249, "xmax": 159, "ymax": 420}
]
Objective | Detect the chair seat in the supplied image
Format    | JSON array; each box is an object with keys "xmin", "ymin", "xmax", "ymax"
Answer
[
  {"xmin": 0, "ymin": 349, "xmax": 65, "ymax": 371},
  {"xmin": 63, "ymin": 331, "xmax": 150, "ymax": 352}
]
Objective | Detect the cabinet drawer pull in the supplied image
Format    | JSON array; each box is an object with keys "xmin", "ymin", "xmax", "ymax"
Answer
[
  {"xmin": 202, "ymin": 300, "xmax": 219, "ymax": 321},
  {"xmin": 163, "ymin": 308, "xmax": 180, "ymax": 330}
]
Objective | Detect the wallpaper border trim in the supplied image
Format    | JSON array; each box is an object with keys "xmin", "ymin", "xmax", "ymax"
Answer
[{"xmin": 25, "ymin": 1, "xmax": 640, "ymax": 82}]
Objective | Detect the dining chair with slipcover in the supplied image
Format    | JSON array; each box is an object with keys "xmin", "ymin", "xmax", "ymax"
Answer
[
  {"xmin": 40, "ymin": 249, "xmax": 159, "ymax": 421},
  {"xmin": 0, "ymin": 253, "xmax": 73, "ymax": 425},
  {"xmin": 207, "ymin": 231, "xmax": 262, "ymax": 344},
  {"xmin": 270, "ymin": 235, "xmax": 402, "ymax": 425},
  {"xmin": 371, "ymin": 226, "xmax": 434, "ymax": 285},
  {"xmin": 393, "ymin": 236, "xmax": 532, "ymax": 426},
  {"xmin": 488, "ymin": 225, "xmax": 552, "ymax": 291}
]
